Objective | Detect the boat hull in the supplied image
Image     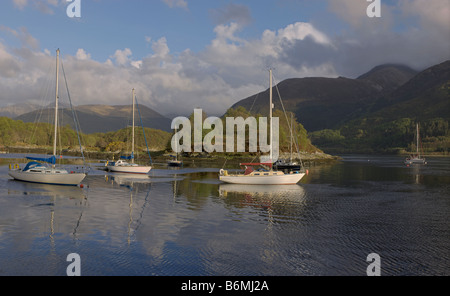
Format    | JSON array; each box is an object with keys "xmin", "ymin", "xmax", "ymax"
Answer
[
  {"xmin": 107, "ymin": 165, "xmax": 152, "ymax": 174},
  {"xmin": 9, "ymin": 170, "xmax": 86, "ymax": 186},
  {"xmin": 405, "ymin": 159, "xmax": 426, "ymax": 165},
  {"xmin": 405, "ymin": 156, "xmax": 426, "ymax": 165},
  {"xmin": 219, "ymin": 172, "xmax": 305, "ymax": 185},
  {"xmin": 167, "ymin": 160, "xmax": 183, "ymax": 167},
  {"xmin": 273, "ymin": 164, "xmax": 302, "ymax": 172}
]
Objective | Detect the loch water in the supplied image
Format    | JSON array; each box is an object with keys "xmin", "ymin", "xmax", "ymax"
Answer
[{"xmin": 0, "ymin": 154, "xmax": 448, "ymax": 276}]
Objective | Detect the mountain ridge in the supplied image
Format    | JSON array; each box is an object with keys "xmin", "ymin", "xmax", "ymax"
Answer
[
  {"xmin": 231, "ymin": 62, "xmax": 445, "ymax": 131},
  {"xmin": 230, "ymin": 60, "xmax": 449, "ymax": 153},
  {"xmin": 14, "ymin": 104, "xmax": 173, "ymax": 133}
]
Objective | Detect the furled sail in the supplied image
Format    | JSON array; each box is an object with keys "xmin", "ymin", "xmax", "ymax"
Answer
[{"xmin": 26, "ymin": 155, "xmax": 56, "ymax": 164}]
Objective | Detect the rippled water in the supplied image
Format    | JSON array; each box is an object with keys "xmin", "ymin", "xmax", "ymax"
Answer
[{"xmin": 0, "ymin": 155, "xmax": 448, "ymax": 276}]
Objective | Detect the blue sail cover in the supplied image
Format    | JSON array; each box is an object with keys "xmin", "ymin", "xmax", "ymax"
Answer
[
  {"xmin": 120, "ymin": 152, "xmax": 134, "ymax": 160},
  {"xmin": 26, "ymin": 155, "xmax": 56, "ymax": 164}
]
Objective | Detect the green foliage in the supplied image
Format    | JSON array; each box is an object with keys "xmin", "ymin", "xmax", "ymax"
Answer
[
  {"xmin": 310, "ymin": 129, "xmax": 345, "ymax": 147},
  {"xmin": 220, "ymin": 107, "xmax": 319, "ymax": 153},
  {"xmin": 310, "ymin": 117, "xmax": 450, "ymax": 154},
  {"xmin": 0, "ymin": 116, "xmax": 172, "ymax": 152}
]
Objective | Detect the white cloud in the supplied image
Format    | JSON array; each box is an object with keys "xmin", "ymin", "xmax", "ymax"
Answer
[
  {"xmin": 0, "ymin": 26, "xmax": 40, "ymax": 50},
  {"xmin": 276, "ymin": 22, "xmax": 333, "ymax": 46},
  {"xmin": 13, "ymin": 0, "xmax": 28, "ymax": 10},
  {"xmin": 111, "ymin": 48, "xmax": 132, "ymax": 66},
  {"xmin": 12, "ymin": 0, "xmax": 61, "ymax": 14},
  {"xmin": 400, "ymin": 0, "xmax": 450, "ymax": 32},
  {"xmin": 0, "ymin": 21, "xmax": 341, "ymax": 117},
  {"xmin": 75, "ymin": 48, "xmax": 90, "ymax": 60},
  {"xmin": 162, "ymin": 0, "xmax": 187, "ymax": 9},
  {"xmin": 323, "ymin": 0, "xmax": 450, "ymax": 76},
  {"xmin": 151, "ymin": 37, "xmax": 170, "ymax": 59}
]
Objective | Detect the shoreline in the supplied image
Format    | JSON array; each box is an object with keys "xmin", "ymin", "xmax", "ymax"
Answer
[{"xmin": 2, "ymin": 146, "xmax": 340, "ymax": 163}]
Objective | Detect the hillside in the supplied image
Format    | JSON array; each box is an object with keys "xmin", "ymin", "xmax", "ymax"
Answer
[
  {"xmin": 357, "ymin": 64, "xmax": 418, "ymax": 93},
  {"xmin": 0, "ymin": 103, "xmax": 41, "ymax": 118},
  {"xmin": 310, "ymin": 60, "xmax": 450, "ymax": 153},
  {"xmin": 15, "ymin": 104, "xmax": 173, "ymax": 133},
  {"xmin": 231, "ymin": 61, "xmax": 449, "ymax": 153},
  {"xmin": 231, "ymin": 64, "xmax": 418, "ymax": 132},
  {"xmin": 0, "ymin": 116, "xmax": 172, "ymax": 153}
]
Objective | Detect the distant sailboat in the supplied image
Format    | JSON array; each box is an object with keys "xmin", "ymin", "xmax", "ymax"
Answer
[
  {"xmin": 219, "ymin": 69, "xmax": 305, "ymax": 185},
  {"xmin": 405, "ymin": 123, "xmax": 426, "ymax": 165},
  {"xmin": 106, "ymin": 89, "xmax": 152, "ymax": 174},
  {"xmin": 8, "ymin": 49, "xmax": 86, "ymax": 186}
]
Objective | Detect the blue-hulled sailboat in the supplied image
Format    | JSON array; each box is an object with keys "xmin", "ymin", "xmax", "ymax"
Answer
[{"xmin": 8, "ymin": 49, "xmax": 86, "ymax": 186}]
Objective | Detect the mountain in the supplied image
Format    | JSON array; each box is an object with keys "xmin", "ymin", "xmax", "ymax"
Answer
[
  {"xmin": 15, "ymin": 104, "xmax": 173, "ymax": 133},
  {"xmin": 231, "ymin": 64, "xmax": 418, "ymax": 132},
  {"xmin": 311, "ymin": 60, "xmax": 450, "ymax": 153},
  {"xmin": 366, "ymin": 60, "xmax": 449, "ymax": 121},
  {"xmin": 0, "ymin": 103, "xmax": 41, "ymax": 118},
  {"xmin": 230, "ymin": 61, "xmax": 449, "ymax": 153},
  {"xmin": 357, "ymin": 64, "xmax": 418, "ymax": 93}
]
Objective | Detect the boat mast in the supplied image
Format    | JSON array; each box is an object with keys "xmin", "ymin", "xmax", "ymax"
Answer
[
  {"xmin": 132, "ymin": 88, "xmax": 135, "ymax": 164},
  {"xmin": 175, "ymin": 126, "xmax": 178, "ymax": 161},
  {"xmin": 416, "ymin": 123, "xmax": 420, "ymax": 156},
  {"xmin": 53, "ymin": 49, "xmax": 60, "ymax": 159},
  {"xmin": 290, "ymin": 112, "xmax": 293, "ymax": 163},
  {"xmin": 269, "ymin": 69, "xmax": 273, "ymax": 162}
]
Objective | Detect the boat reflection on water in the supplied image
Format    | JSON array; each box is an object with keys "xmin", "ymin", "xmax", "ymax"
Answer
[
  {"xmin": 219, "ymin": 184, "xmax": 306, "ymax": 212},
  {"xmin": 104, "ymin": 172, "xmax": 151, "ymax": 187},
  {"xmin": 219, "ymin": 184, "xmax": 305, "ymax": 200},
  {"xmin": 6, "ymin": 180, "xmax": 89, "ymax": 247},
  {"xmin": 7, "ymin": 179, "xmax": 87, "ymax": 200},
  {"xmin": 218, "ymin": 184, "xmax": 307, "ymax": 228}
]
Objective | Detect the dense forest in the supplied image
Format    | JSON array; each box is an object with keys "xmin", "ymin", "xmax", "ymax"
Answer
[{"xmin": 310, "ymin": 117, "xmax": 449, "ymax": 154}]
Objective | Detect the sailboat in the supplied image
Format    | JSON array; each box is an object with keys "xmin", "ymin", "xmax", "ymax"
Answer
[
  {"xmin": 405, "ymin": 123, "xmax": 426, "ymax": 165},
  {"xmin": 219, "ymin": 69, "xmax": 305, "ymax": 185},
  {"xmin": 8, "ymin": 49, "xmax": 86, "ymax": 186},
  {"xmin": 106, "ymin": 89, "xmax": 152, "ymax": 174}
]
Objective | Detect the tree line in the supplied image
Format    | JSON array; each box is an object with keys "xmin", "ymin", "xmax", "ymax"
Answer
[
  {"xmin": 310, "ymin": 117, "xmax": 450, "ymax": 154},
  {"xmin": 0, "ymin": 106, "xmax": 320, "ymax": 156}
]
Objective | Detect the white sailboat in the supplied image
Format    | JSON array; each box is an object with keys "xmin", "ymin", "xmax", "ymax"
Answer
[
  {"xmin": 405, "ymin": 123, "xmax": 426, "ymax": 165},
  {"xmin": 106, "ymin": 89, "xmax": 152, "ymax": 174},
  {"xmin": 9, "ymin": 49, "xmax": 86, "ymax": 186},
  {"xmin": 219, "ymin": 69, "xmax": 305, "ymax": 185}
]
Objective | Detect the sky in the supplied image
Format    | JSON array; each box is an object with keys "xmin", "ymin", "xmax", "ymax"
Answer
[{"xmin": 0, "ymin": 0, "xmax": 449, "ymax": 117}]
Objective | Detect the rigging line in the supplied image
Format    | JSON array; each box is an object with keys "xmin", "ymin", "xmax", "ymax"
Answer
[
  {"xmin": 248, "ymin": 92, "xmax": 259, "ymax": 114},
  {"xmin": 27, "ymin": 65, "xmax": 53, "ymax": 148},
  {"xmin": 134, "ymin": 96, "xmax": 153, "ymax": 165},
  {"xmin": 61, "ymin": 61, "xmax": 87, "ymax": 168},
  {"xmin": 221, "ymin": 157, "xmax": 228, "ymax": 169},
  {"xmin": 272, "ymin": 73, "xmax": 304, "ymax": 168}
]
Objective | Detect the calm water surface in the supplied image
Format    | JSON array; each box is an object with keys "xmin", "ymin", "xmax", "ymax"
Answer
[{"xmin": 0, "ymin": 155, "xmax": 448, "ymax": 276}]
